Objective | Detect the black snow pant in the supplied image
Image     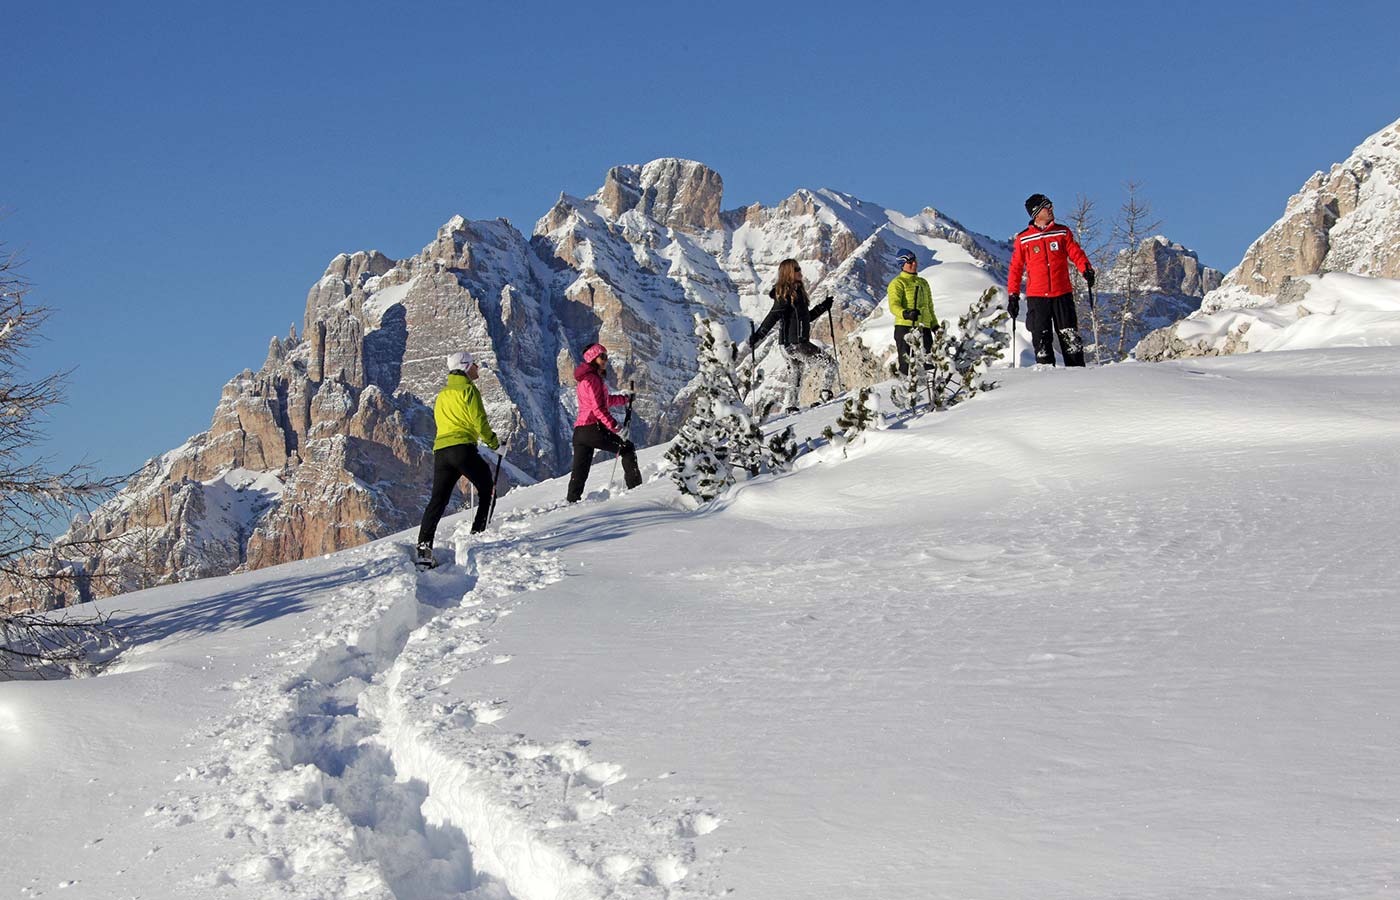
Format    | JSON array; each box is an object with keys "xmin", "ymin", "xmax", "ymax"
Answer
[
  {"xmin": 417, "ymin": 443, "xmax": 494, "ymax": 546},
  {"xmin": 893, "ymin": 324, "xmax": 934, "ymax": 375},
  {"xmin": 1027, "ymin": 293, "xmax": 1086, "ymax": 366},
  {"xmin": 567, "ymin": 424, "xmax": 641, "ymax": 502}
]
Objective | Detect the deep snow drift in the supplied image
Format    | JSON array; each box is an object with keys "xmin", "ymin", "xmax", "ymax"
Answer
[
  {"xmin": 1178, "ymin": 272, "xmax": 1400, "ymax": 354},
  {"xmin": 5, "ymin": 348, "xmax": 1400, "ymax": 900}
]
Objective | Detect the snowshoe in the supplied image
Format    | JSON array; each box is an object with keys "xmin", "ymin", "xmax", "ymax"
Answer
[{"xmin": 414, "ymin": 542, "xmax": 438, "ymax": 570}]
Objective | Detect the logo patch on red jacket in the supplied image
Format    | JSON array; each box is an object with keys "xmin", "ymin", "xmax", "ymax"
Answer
[
  {"xmin": 1033, "ymin": 246, "xmax": 1042, "ymax": 254},
  {"xmin": 1050, "ymin": 241, "xmax": 1060, "ymax": 251}
]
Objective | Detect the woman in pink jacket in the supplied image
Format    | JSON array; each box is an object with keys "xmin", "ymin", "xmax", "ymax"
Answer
[{"xmin": 566, "ymin": 343, "xmax": 641, "ymax": 502}]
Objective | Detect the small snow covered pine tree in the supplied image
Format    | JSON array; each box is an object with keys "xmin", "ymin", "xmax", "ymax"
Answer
[
  {"xmin": 667, "ymin": 316, "xmax": 797, "ymax": 503},
  {"xmin": 943, "ymin": 287, "xmax": 1010, "ymax": 403},
  {"xmin": 821, "ymin": 387, "xmax": 881, "ymax": 456},
  {"xmin": 890, "ymin": 328, "xmax": 945, "ymax": 411},
  {"xmin": 889, "ymin": 290, "xmax": 1009, "ymax": 414}
]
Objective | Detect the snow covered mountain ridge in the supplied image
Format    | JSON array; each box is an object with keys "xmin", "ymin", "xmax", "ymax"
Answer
[
  {"xmin": 9, "ymin": 156, "xmax": 1219, "ymax": 611},
  {"xmin": 1137, "ymin": 116, "xmax": 1400, "ymax": 360},
  {"xmin": 9, "ymin": 160, "xmax": 1022, "ymax": 609}
]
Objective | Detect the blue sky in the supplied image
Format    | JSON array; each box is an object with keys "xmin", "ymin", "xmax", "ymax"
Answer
[{"xmin": 5, "ymin": 0, "xmax": 1400, "ymax": 503}]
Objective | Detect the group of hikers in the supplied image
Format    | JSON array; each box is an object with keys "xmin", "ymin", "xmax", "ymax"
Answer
[{"xmin": 414, "ymin": 193, "xmax": 1094, "ymax": 568}]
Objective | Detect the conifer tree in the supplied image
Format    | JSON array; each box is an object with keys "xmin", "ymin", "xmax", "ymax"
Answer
[
  {"xmin": 821, "ymin": 388, "xmax": 881, "ymax": 456},
  {"xmin": 667, "ymin": 317, "xmax": 797, "ymax": 503},
  {"xmin": 890, "ymin": 328, "xmax": 942, "ymax": 411},
  {"xmin": 889, "ymin": 289, "xmax": 1008, "ymax": 413},
  {"xmin": 943, "ymin": 287, "xmax": 1010, "ymax": 402}
]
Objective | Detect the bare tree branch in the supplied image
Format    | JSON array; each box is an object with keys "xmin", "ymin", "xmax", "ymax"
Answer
[{"xmin": 0, "ymin": 236, "xmax": 126, "ymax": 672}]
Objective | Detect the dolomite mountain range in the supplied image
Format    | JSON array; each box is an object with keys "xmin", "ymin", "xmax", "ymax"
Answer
[{"xmin": 16, "ymin": 159, "xmax": 1219, "ymax": 608}]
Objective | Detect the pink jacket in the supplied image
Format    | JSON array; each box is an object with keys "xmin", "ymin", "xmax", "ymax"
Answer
[{"xmin": 574, "ymin": 362, "xmax": 628, "ymax": 432}]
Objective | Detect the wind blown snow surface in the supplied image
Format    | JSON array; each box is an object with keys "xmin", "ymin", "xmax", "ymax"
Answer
[
  {"xmin": 1171, "ymin": 273, "xmax": 1400, "ymax": 355},
  {"xmin": 5, "ymin": 349, "xmax": 1400, "ymax": 899}
]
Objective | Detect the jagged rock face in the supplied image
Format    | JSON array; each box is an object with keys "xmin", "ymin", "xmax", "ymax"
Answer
[
  {"xmin": 20, "ymin": 158, "xmax": 1024, "ymax": 611},
  {"xmin": 1089, "ymin": 236, "xmax": 1225, "ymax": 349},
  {"xmin": 1102, "ymin": 236, "xmax": 1224, "ymax": 299},
  {"xmin": 596, "ymin": 159, "xmax": 725, "ymax": 232},
  {"xmin": 28, "ymin": 218, "xmax": 574, "ymax": 607},
  {"xmin": 1205, "ymin": 117, "xmax": 1400, "ymax": 311},
  {"xmin": 1136, "ymin": 117, "xmax": 1400, "ymax": 361}
]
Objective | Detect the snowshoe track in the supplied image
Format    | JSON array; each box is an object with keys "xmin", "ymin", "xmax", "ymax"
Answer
[{"xmin": 159, "ymin": 510, "xmax": 718, "ymax": 899}]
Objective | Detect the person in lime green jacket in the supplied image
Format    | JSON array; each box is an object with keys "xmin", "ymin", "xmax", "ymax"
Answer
[
  {"xmin": 416, "ymin": 350, "xmax": 500, "ymax": 567},
  {"xmin": 887, "ymin": 248, "xmax": 937, "ymax": 375}
]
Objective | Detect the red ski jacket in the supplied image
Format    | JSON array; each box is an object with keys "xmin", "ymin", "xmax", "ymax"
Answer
[{"xmin": 1007, "ymin": 223, "xmax": 1091, "ymax": 298}]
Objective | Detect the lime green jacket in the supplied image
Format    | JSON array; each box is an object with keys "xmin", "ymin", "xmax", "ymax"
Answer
[
  {"xmin": 433, "ymin": 373, "xmax": 499, "ymax": 452},
  {"xmin": 887, "ymin": 272, "xmax": 936, "ymax": 327}
]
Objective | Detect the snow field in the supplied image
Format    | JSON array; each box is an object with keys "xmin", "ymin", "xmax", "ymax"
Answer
[
  {"xmin": 138, "ymin": 455, "xmax": 714, "ymax": 900},
  {"xmin": 8, "ymin": 348, "xmax": 1400, "ymax": 899}
]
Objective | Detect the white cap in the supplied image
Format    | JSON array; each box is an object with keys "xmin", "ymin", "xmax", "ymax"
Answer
[{"xmin": 446, "ymin": 351, "xmax": 475, "ymax": 372}]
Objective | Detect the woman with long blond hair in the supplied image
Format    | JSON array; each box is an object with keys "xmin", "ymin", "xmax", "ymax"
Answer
[{"xmin": 750, "ymin": 258, "xmax": 836, "ymax": 412}]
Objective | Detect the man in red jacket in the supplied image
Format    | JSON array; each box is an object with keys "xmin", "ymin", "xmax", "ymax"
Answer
[{"xmin": 1007, "ymin": 193, "xmax": 1095, "ymax": 367}]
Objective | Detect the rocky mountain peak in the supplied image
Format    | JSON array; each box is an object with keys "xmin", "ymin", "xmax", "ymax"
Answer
[
  {"xmin": 1134, "ymin": 116, "xmax": 1399, "ymax": 362},
  {"xmin": 594, "ymin": 158, "xmax": 724, "ymax": 231},
  {"xmin": 1202, "ymin": 116, "xmax": 1400, "ymax": 312},
  {"xmin": 18, "ymin": 160, "xmax": 1040, "ymax": 611},
  {"xmin": 1102, "ymin": 236, "xmax": 1223, "ymax": 298}
]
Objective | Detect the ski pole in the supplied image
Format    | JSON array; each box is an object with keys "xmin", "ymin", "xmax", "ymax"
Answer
[
  {"xmin": 487, "ymin": 447, "xmax": 505, "ymax": 523},
  {"xmin": 743, "ymin": 320, "xmax": 758, "ymax": 406},
  {"xmin": 609, "ymin": 380, "xmax": 635, "ymax": 488},
  {"xmin": 825, "ymin": 297, "xmax": 843, "ymax": 392},
  {"xmin": 1011, "ymin": 308, "xmax": 1018, "ymax": 369},
  {"xmin": 1087, "ymin": 284, "xmax": 1101, "ymax": 365}
]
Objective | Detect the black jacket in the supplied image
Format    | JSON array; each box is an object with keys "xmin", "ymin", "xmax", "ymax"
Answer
[{"xmin": 752, "ymin": 286, "xmax": 832, "ymax": 347}]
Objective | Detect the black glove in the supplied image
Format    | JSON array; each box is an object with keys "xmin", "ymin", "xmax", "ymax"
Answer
[
  {"xmin": 905, "ymin": 308, "xmax": 920, "ymax": 325},
  {"xmin": 1007, "ymin": 294, "xmax": 1020, "ymax": 319},
  {"xmin": 618, "ymin": 439, "xmax": 636, "ymax": 454},
  {"xmin": 1084, "ymin": 268, "xmax": 1096, "ymax": 288}
]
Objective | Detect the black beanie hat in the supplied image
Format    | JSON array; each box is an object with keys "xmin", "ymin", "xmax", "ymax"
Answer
[{"xmin": 1025, "ymin": 193, "xmax": 1052, "ymax": 218}]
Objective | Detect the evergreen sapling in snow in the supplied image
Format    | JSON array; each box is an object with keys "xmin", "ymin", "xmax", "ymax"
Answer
[
  {"xmin": 821, "ymin": 387, "xmax": 881, "ymax": 456},
  {"xmin": 944, "ymin": 287, "xmax": 1010, "ymax": 402},
  {"xmin": 889, "ymin": 288, "xmax": 1009, "ymax": 412},
  {"xmin": 667, "ymin": 317, "xmax": 797, "ymax": 503},
  {"xmin": 889, "ymin": 327, "xmax": 943, "ymax": 411}
]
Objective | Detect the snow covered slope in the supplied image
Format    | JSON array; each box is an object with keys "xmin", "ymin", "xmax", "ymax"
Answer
[{"xmin": 8, "ymin": 349, "xmax": 1400, "ymax": 899}]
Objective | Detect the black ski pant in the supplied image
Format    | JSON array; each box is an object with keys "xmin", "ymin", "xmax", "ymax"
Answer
[
  {"xmin": 1027, "ymin": 293, "xmax": 1085, "ymax": 366},
  {"xmin": 418, "ymin": 443, "xmax": 494, "ymax": 546},
  {"xmin": 567, "ymin": 424, "xmax": 641, "ymax": 503},
  {"xmin": 893, "ymin": 324, "xmax": 933, "ymax": 375}
]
